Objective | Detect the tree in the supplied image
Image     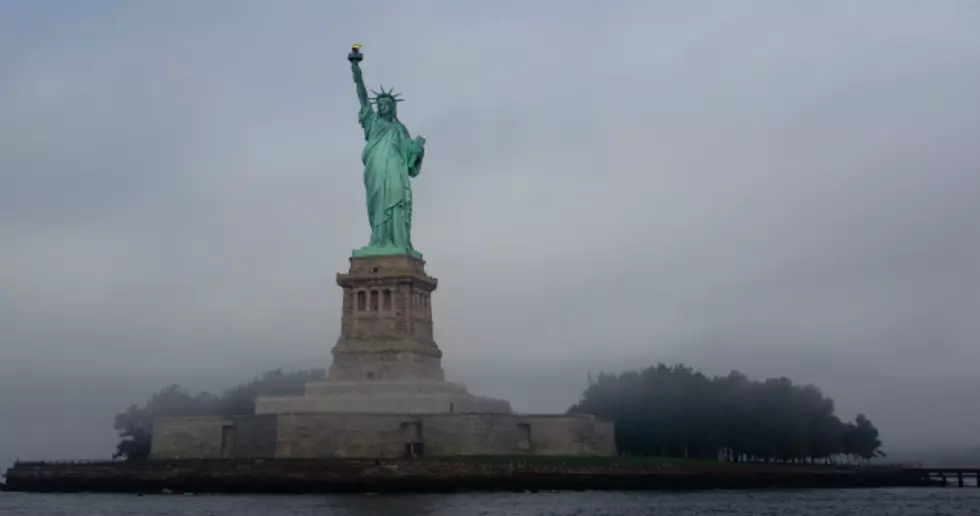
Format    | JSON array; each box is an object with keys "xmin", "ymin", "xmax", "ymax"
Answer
[
  {"xmin": 846, "ymin": 413, "xmax": 883, "ymax": 463},
  {"xmin": 568, "ymin": 363, "xmax": 885, "ymax": 463}
]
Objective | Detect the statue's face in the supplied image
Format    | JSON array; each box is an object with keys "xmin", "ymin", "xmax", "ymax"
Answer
[{"xmin": 377, "ymin": 97, "xmax": 394, "ymax": 117}]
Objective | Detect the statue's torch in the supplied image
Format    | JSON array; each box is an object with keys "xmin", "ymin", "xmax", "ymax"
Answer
[{"xmin": 348, "ymin": 43, "xmax": 363, "ymax": 63}]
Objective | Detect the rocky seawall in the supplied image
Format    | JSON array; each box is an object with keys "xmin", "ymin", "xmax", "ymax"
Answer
[{"xmin": 3, "ymin": 459, "xmax": 941, "ymax": 494}]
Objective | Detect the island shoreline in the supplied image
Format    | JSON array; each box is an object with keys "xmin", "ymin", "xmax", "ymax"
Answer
[{"xmin": 2, "ymin": 459, "xmax": 946, "ymax": 494}]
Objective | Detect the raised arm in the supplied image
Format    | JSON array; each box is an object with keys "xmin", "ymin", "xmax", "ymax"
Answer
[
  {"xmin": 351, "ymin": 61, "xmax": 369, "ymax": 110},
  {"xmin": 348, "ymin": 45, "xmax": 369, "ymax": 110}
]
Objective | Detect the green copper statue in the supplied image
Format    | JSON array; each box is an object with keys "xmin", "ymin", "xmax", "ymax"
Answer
[{"xmin": 348, "ymin": 44, "xmax": 426, "ymax": 259}]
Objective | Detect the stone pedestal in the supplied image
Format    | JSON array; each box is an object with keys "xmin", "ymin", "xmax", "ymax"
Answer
[
  {"xmin": 255, "ymin": 253, "xmax": 512, "ymax": 416},
  {"xmin": 329, "ymin": 254, "xmax": 443, "ymax": 382}
]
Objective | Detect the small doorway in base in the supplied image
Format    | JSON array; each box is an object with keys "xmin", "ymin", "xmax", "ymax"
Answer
[
  {"xmin": 517, "ymin": 422, "xmax": 532, "ymax": 451},
  {"xmin": 404, "ymin": 442, "xmax": 425, "ymax": 458},
  {"xmin": 220, "ymin": 424, "xmax": 237, "ymax": 459},
  {"xmin": 401, "ymin": 421, "xmax": 424, "ymax": 458}
]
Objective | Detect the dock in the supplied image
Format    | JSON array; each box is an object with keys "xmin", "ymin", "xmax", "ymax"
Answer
[{"xmin": 921, "ymin": 468, "xmax": 980, "ymax": 487}]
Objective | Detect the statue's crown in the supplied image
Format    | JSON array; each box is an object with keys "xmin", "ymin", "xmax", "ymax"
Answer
[{"xmin": 369, "ymin": 85, "xmax": 404, "ymax": 104}]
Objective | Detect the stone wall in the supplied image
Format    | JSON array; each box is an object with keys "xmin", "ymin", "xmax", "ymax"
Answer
[
  {"xmin": 276, "ymin": 413, "xmax": 407, "ymax": 458},
  {"xmin": 150, "ymin": 417, "xmax": 232, "ymax": 459},
  {"xmin": 274, "ymin": 413, "xmax": 614, "ymax": 458},
  {"xmin": 523, "ymin": 415, "xmax": 617, "ymax": 456},
  {"xmin": 234, "ymin": 415, "xmax": 279, "ymax": 458},
  {"xmin": 422, "ymin": 414, "xmax": 526, "ymax": 455},
  {"xmin": 151, "ymin": 413, "xmax": 615, "ymax": 459},
  {"xmin": 595, "ymin": 420, "xmax": 616, "ymax": 456},
  {"xmin": 255, "ymin": 385, "xmax": 511, "ymax": 416}
]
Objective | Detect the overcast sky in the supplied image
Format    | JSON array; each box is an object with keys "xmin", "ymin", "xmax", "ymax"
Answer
[{"xmin": 2, "ymin": 0, "xmax": 979, "ymax": 467}]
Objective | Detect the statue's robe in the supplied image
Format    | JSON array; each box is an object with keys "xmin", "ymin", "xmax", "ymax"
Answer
[{"xmin": 358, "ymin": 104, "xmax": 425, "ymax": 251}]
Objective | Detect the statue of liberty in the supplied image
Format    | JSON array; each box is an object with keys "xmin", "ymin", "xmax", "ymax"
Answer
[{"xmin": 348, "ymin": 44, "xmax": 426, "ymax": 258}]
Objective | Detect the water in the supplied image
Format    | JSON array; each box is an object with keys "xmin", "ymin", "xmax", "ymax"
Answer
[{"xmin": 2, "ymin": 489, "xmax": 980, "ymax": 515}]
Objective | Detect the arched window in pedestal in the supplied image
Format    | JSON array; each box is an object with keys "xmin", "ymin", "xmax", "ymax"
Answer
[
  {"xmin": 371, "ymin": 290, "xmax": 379, "ymax": 311},
  {"xmin": 357, "ymin": 291, "xmax": 366, "ymax": 311},
  {"xmin": 383, "ymin": 289, "xmax": 392, "ymax": 310}
]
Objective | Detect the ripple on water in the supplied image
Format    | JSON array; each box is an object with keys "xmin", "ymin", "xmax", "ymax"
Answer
[{"xmin": 1, "ymin": 488, "xmax": 980, "ymax": 516}]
